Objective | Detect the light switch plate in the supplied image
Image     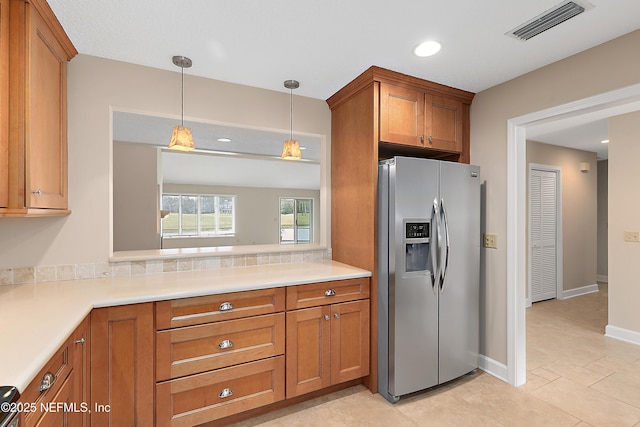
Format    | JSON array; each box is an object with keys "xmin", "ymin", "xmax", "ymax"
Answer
[
  {"xmin": 624, "ymin": 230, "xmax": 640, "ymax": 242},
  {"xmin": 483, "ymin": 233, "xmax": 498, "ymax": 249}
]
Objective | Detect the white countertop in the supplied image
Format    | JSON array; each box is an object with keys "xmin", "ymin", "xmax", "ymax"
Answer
[{"xmin": 0, "ymin": 260, "xmax": 370, "ymax": 393}]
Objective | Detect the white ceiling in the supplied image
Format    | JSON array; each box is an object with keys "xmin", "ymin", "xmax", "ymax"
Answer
[{"xmin": 53, "ymin": 0, "xmax": 640, "ymax": 158}]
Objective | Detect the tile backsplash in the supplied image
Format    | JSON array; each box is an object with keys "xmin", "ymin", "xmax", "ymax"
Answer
[{"xmin": 0, "ymin": 249, "xmax": 331, "ymax": 286}]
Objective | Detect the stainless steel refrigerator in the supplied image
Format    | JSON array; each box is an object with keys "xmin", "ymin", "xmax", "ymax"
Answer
[{"xmin": 378, "ymin": 156, "xmax": 480, "ymax": 403}]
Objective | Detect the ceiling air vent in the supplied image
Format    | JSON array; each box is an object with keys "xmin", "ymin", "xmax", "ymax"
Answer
[{"xmin": 507, "ymin": 0, "xmax": 594, "ymax": 41}]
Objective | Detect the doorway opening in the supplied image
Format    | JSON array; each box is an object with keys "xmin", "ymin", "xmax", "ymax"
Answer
[{"xmin": 506, "ymin": 82, "xmax": 640, "ymax": 387}]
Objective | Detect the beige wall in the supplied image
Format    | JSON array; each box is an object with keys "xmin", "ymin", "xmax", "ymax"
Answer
[
  {"xmin": 113, "ymin": 141, "xmax": 161, "ymax": 251},
  {"xmin": 162, "ymin": 183, "xmax": 320, "ymax": 248},
  {"xmin": 597, "ymin": 160, "xmax": 608, "ymax": 280},
  {"xmin": 526, "ymin": 141, "xmax": 597, "ymax": 293},
  {"xmin": 471, "ymin": 29, "xmax": 640, "ymax": 364},
  {"xmin": 0, "ymin": 55, "xmax": 331, "ymax": 268},
  {"xmin": 608, "ymin": 112, "xmax": 640, "ymax": 332}
]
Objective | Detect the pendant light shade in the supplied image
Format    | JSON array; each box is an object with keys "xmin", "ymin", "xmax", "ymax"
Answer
[
  {"xmin": 282, "ymin": 79, "xmax": 302, "ymax": 160},
  {"xmin": 168, "ymin": 125, "xmax": 195, "ymax": 151},
  {"xmin": 281, "ymin": 139, "xmax": 302, "ymax": 159},
  {"xmin": 169, "ymin": 56, "xmax": 195, "ymax": 151}
]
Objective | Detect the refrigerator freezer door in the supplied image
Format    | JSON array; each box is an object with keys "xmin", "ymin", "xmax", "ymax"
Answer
[
  {"xmin": 387, "ymin": 157, "xmax": 440, "ymax": 396},
  {"xmin": 438, "ymin": 161, "xmax": 480, "ymax": 384}
]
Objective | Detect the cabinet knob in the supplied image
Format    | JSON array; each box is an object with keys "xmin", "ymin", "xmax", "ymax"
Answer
[
  {"xmin": 428, "ymin": 135, "xmax": 433, "ymax": 142},
  {"xmin": 39, "ymin": 372, "xmax": 56, "ymax": 392},
  {"xmin": 334, "ymin": 313, "xmax": 340, "ymax": 319},
  {"xmin": 324, "ymin": 315, "xmax": 330, "ymax": 321},
  {"xmin": 32, "ymin": 189, "xmax": 43, "ymax": 196},
  {"xmin": 219, "ymin": 301, "xmax": 234, "ymax": 311},
  {"xmin": 218, "ymin": 339, "xmax": 234, "ymax": 349},
  {"xmin": 218, "ymin": 388, "xmax": 234, "ymax": 399},
  {"xmin": 324, "ymin": 289, "xmax": 337, "ymax": 297}
]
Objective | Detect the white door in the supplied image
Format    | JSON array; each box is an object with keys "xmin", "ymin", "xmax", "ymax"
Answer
[{"xmin": 529, "ymin": 169, "xmax": 558, "ymax": 302}]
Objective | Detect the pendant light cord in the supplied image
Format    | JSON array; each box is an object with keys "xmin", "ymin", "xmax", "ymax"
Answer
[
  {"xmin": 289, "ymin": 87, "xmax": 293, "ymax": 140},
  {"xmin": 181, "ymin": 64, "xmax": 185, "ymax": 127}
]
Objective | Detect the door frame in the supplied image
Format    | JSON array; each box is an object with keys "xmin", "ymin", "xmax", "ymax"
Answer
[
  {"xmin": 506, "ymin": 82, "xmax": 640, "ymax": 387},
  {"xmin": 527, "ymin": 164, "xmax": 563, "ymax": 306}
]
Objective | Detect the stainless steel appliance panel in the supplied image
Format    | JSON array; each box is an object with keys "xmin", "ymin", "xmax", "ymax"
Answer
[
  {"xmin": 387, "ymin": 157, "xmax": 440, "ymax": 397},
  {"xmin": 438, "ymin": 161, "xmax": 480, "ymax": 384}
]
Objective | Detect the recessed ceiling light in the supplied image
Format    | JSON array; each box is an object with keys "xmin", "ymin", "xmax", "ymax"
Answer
[
  {"xmin": 601, "ymin": 139, "xmax": 609, "ymax": 144},
  {"xmin": 217, "ymin": 137, "xmax": 232, "ymax": 142},
  {"xmin": 413, "ymin": 41, "xmax": 442, "ymax": 57}
]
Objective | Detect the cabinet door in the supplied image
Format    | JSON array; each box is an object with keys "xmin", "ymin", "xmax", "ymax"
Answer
[
  {"xmin": 379, "ymin": 83, "xmax": 425, "ymax": 147},
  {"xmin": 91, "ymin": 303, "xmax": 154, "ymax": 427},
  {"xmin": 26, "ymin": 371, "xmax": 75, "ymax": 427},
  {"xmin": 331, "ymin": 299, "xmax": 370, "ymax": 384},
  {"xmin": 285, "ymin": 306, "xmax": 331, "ymax": 398},
  {"xmin": 424, "ymin": 94, "xmax": 463, "ymax": 153},
  {"xmin": 0, "ymin": 0, "xmax": 8, "ymax": 208},
  {"xmin": 70, "ymin": 316, "xmax": 90, "ymax": 427},
  {"xmin": 26, "ymin": 3, "xmax": 68, "ymax": 209}
]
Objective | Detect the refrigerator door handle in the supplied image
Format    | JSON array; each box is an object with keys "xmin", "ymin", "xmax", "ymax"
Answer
[
  {"xmin": 439, "ymin": 198, "xmax": 451, "ymax": 292},
  {"xmin": 430, "ymin": 198, "xmax": 439, "ymax": 293}
]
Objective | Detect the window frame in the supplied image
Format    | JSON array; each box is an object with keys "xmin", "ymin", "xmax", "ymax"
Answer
[{"xmin": 161, "ymin": 193, "xmax": 236, "ymax": 238}]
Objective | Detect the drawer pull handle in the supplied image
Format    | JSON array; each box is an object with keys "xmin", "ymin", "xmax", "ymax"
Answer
[
  {"xmin": 218, "ymin": 339, "xmax": 234, "ymax": 349},
  {"xmin": 218, "ymin": 388, "xmax": 234, "ymax": 399},
  {"xmin": 74, "ymin": 337, "xmax": 85, "ymax": 345},
  {"xmin": 39, "ymin": 372, "xmax": 56, "ymax": 392},
  {"xmin": 324, "ymin": 289, "xmax": 337, "ymax": 297},
  {"xmin": 219, "ymin": 301, "xmax": 234, "ymax": 311}
]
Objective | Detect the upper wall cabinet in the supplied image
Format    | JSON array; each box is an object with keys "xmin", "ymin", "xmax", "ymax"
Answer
[
  {"xmin": 0, "ymin": 0, "xmax": 77, "ymax": 217},
  {"xmin": 380, "ymin": 83, "xmax": 464, "ymax": 154},
  {"xmin": 327, "ymin": 66, "xmax": 474, "ymax": 163}
]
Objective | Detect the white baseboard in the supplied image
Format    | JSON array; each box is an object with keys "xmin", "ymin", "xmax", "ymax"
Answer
[
  {"xmin": 561, "ymin": 283, "xmax": 598, "ymax": 300},
  {"xmin": 605, "ymin": 325, "xmax": 640, "ymax": 347},
  {"xmin": 597, "ymin": 275, "xmax": 608, "ymax": 283},
  {"xmin": 478, "ymin": 354, "xmax": 508, "ymax": 383}
]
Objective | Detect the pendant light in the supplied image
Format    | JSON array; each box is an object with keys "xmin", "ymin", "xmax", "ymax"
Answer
[
  {"xmin": 168, "ymin": 55, "xmax": 195, "ymax": 151},
  {"xmin": 281, "ymin": 79, "xmax": 302, "ymax": 160}
]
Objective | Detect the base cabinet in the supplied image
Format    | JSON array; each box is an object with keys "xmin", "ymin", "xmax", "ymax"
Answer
[
  {"xmin": 155, "ymin": 288, "xmax": 286, "ymax": 427},
  {"xmin": 19, "ymin": 316, "xmax": 89, "ymax": 427},
  {"xmin": 20, "ymin": 278, "xmax": 370, "ymax": 426},
  {"xmin": 285, "ymin": 279, "xmax": 370, "ymax": 398},
  {"xmin": 90, "ymin": 303, "xmax": 154, "ymax": 427}
]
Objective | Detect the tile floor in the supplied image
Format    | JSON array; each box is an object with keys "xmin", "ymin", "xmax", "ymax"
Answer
[{"xmin": 232, "ymin": 284, "xmax": 640, "ymax": 426}]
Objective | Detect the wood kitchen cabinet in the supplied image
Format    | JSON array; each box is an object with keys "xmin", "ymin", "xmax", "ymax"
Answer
[
  {"xmin": 90, "ymin": 303, "xmax": 154, "ymax": 427},
  {"xmin": 155, "ymin": 288, "xmax": 286, "ymax": 426},
  {"xmin": 19, "ymin": 316, "xmax": 89, "ymax": 427},
  {"xmin": 285, "ymin": 279, "xmax": 370, "ymax": 398},
  {"xmin": 379, "ymin": 83, "xmax": 464, "ymax": 153},
  {"xmin": 326, "ymin": 66, "xmax": 474, "ymax": 393},
  {"xmin": 0, "ymin": 0, "xmax": 76, "ymax": 217}
]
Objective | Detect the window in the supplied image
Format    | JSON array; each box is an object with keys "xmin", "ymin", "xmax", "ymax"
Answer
[
  {"xmin": 162, "ymin": 194, "xmax": 235, "ymax": 237},
  {"xmin": 279, "ymin": 198, "xmax": 313, "ymax": 244}
]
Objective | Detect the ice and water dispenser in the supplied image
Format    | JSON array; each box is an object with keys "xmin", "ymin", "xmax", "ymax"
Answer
[{"xmin": 404, "ymin": 220, "xmax": 430, "ymax": 273}]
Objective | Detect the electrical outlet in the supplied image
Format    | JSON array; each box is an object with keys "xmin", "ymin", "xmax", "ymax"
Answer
[
  {"xmin": 483, "ymin": 233, "xmax": 498, "ymax": 249},
  {"xmin": 624, "ymin": 230, "xmax": 640, "ymax": 242}
]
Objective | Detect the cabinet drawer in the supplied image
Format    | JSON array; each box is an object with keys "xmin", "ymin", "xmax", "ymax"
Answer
[
  {"xmin": 20, "ymin": 339, "xmax": 74, "ymax": 426},
  {"xmin": 286, "ymin": 278, "xmax": 370, "ymax": 310},
  {"xmin": 156, "ymin": 356, "xmax": 285, "ymax": 427},
  {"xmin": 156, "ymin": 313, "xmax": 285, "ymax": 381},
  {"xmin": 156, "ymin": 287, "xmax": 286, "ymax": 329},
  {"xmin": 22, "ymin": 370, "xmax": 78, "ymax": 427}
]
